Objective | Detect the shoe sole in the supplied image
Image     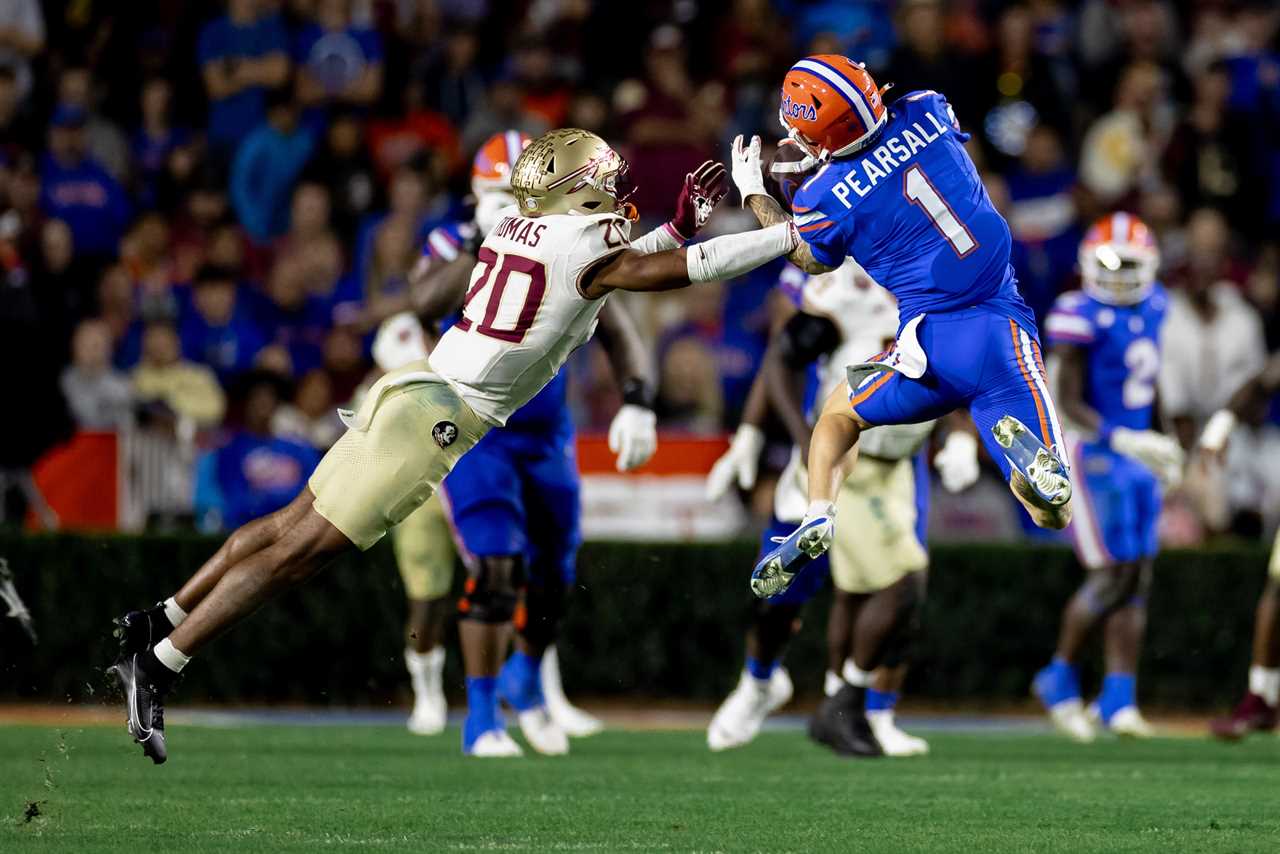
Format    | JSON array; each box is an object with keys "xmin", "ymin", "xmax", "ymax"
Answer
[
  {"xmin": 750, "ymin": 520, "xmax": 824, "ymax": 598},
  {"xmin": 109, "ymin": 658, "xmax": 167, "ymax": 764},
  {"xmin": 993, "ymin": 416, "xmax": 1071, "ymax": 507}
]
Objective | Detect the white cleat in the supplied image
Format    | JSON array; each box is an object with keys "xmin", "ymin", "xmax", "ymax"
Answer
[
  {"xmin": 465, "ymin": 729, "xmax": 524, "ymax": 758},
  {"xmin": 405, "ymin": 647, "xmax": 447, "ymax": 735},
  {"xmin": 516, "ymin": 706, "xmax": 570, "ymax": 755},
  {"xmin": 1046, "ymin": 698, "xmax": 1097, "ymax": 743},
  {"xmin": 1091, "ymin": 703, "xmax": 1156, "ymax": 738},
  {"xmin": 707, "ymin": 667, "xmax": 794, "ymax": 752},
  {"xmin": 867, "ymin": 711, "xmax": 929, "ymax": 756},
  {"xmin": 541, "ymin": 646, "xmax": 604, "ymax": 737}
]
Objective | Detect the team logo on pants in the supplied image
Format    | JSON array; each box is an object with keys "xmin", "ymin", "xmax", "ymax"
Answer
[{"xmin": 432, "ymin": 421, "xmax": 458, "ymax": 448}]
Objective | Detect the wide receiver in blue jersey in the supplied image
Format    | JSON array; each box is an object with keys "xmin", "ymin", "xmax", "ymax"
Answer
[
  {"xmin": 1033, "ymin": 213, "xmax": 1184, "ymax": 741},
  {"xmin": 733, "ymin": 55, "xmax": 1074, "ymax": 597}
]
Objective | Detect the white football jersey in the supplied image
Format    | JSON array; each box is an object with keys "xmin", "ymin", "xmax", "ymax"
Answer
[
  {"xmin": 428, "ymin": 207, "xmax": 631, "ymax": 425},
  {"xmin": 774, "ymin": 260, "xmax": 935, "ymax": 521}
]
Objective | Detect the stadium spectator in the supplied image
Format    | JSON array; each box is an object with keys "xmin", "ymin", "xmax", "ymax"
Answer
[
  {"xmin": 0, "ymin": 0, "xmax": 43, "ymax": 103},
  {"xmin": 132, "ymin": 77, "xmax": 195, "ymax": 211},
  {"xmin": 30, "ymin": 218, "xmax": 93, "ymax": 339},
  {"xmin": 884, "ymin": 0, "xmax": 984, "ymax": 130},
  {"xmin": 56, "ymin": 66, "xmax": 130, "ymax": 183},
  {"xmin": 1079, "ymin": 61, "xmax": 1172, "ymax": 206},
  {"xmin": 365, "ymin": 78, "xmax": 459, "ymax": 179},
  {"xmin": 413, "ymin": 28, "xmax": 486, "ymax": 127},
  {"xmin": 40, "ymin": 104, "xmax": 130, "ymax": 261},
  {"xmin": 61, "ymin": 318, "xmax": 133, "ymax": 430},
  {"xmin": 229, "ymin": 90, "xmax": 316, "ymax": 242},
  {"xmin": 459, "ymin": 77, "xmax": 548, "ymax": 159},
  {"xmin": 293, "ymin": 0, "xmax": 384, "ymax": 112},
  {"xmin": 1159, "ymin": 209, "xmax": 1268, "ymax": 448},
  {"xmin": 131, "ymin": 321, "xmax": 227, "ymax": 428},
  {"xmin": 197, "ymin": 0, "xmax": 291, "ymax": 161},
  {"xmin": 0, "ymin": 66, "xmax": 35, "ymax": 161},
  {"xmin": 198, "ymin": 370, "xmax": 319, "ymax": 530},
  {"xmin": 179, "ymin": 263, "xmax": 267, "ymax": 382},
  {"xmin": 304, "ymin": 110, "xmax": 382, "ymax": 237},
  {"xmin": 271, "ymin": 368, "xmax": 342, "ymax": 450}
]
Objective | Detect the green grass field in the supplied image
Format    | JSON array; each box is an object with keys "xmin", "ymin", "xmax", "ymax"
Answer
[{"xmin": 2, "ymin": 721, "xmax": 1277, "ymax": 853}]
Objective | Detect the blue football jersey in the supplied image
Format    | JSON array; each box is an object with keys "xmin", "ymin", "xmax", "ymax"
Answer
[
  {"xmin": 421, "ymin": 221, "xmax": 571, "ymax": 435},
  {"xmin": 791, "ymin": 90, "xmax": 1034, "ymax": 332},
  {"xmin": 1044, "ymin": 286, "xmax": 1169, "ymax": 432}
]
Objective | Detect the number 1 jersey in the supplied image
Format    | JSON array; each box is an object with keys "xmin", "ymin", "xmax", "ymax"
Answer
[
  {"xmin": 790, "ymin": 89, "xmax": 1034, "ymax": 333},
  {"xmin": 428, "ymin": 207, "xmax": 630, "ymax": 425}
]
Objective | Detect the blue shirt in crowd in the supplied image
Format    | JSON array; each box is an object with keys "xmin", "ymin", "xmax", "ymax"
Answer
[
  {"xmin": 197, "ymin": 12, "xmax": 290, "ymax": 152},
  {"xmin": 39, "ymin": 153, "xmax": 131, "ymax": 256}
]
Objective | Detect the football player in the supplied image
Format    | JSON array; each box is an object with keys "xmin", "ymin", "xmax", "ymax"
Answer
[
  {"xmin": 1032, "ymin": 213, "xmax": 1183, "ymax": 741},
  {"xmin": 1201, "ymin": 353, "xmax": 1280, "ymax": 739},
  {"xmin": 730, "ymin": 55, "xmax": 1073, "ymax": 600},
  {"xmin": 109, "ymin": 128, "xmax": 798, "ymax": 764},
  {"xmin": 705, "ymin": 256, "xmax": 979, "ymax": 757},
  {"xmin": 407, "ymin": 132, "xmax": 664, "ymax": 756}
]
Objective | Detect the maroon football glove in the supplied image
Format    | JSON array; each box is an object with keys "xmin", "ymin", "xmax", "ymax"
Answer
[{"xmin": 668, "ymin": 160, "xmax": 729, "ymax": 241}]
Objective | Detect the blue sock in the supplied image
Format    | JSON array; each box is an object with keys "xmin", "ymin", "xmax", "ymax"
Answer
[
  {"xmin": 745, "ymin": 656, "xmax": 777, "ymax": 681},
  {"xmin": 496, "ymin": 651, "xmax": 545, "ymax": 712},
  {"xmin": 1098, "ymin": 672, "xmax": 1137, "ymax": 721},
  {"xmin": 1034, "ymin": 656, "xmax": 1081, "ymax": 707},
  {"xmin": 463, "ymin": 676, "xmax": 500, "ymax": 749},
  {"xmin": 865, "ymin": 689, "xmax": 898, "ymax": 712}
]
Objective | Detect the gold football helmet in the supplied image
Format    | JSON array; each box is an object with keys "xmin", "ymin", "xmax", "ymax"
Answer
[{"xmin": 511, "ymin": 128, "xmax": 636, "ymax": 217}]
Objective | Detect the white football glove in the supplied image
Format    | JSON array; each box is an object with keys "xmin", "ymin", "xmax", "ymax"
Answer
[
  {"xmin": 730, "ymin": 134, "xmax": 767, "ymax": 206},
  {"xmin": 705, "ymin": 424, "xmax": 765, "ymax": 500},
  {"xmin": 607, "ymin": 404, "xmax": 658, "ymax": 472},
  {"xmin": 1198, "ymin": 409, "xmax": 1237, "ymax": 455},
  {"xmin": 934, "ymin": 430, "xmax": 980, "ymax": 494},
  {"xmin": 1111, "ymin": 426, "xmax": 1185, "ymax": 486}
]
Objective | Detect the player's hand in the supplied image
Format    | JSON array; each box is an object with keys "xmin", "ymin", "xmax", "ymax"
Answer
[
  {"xmin": 934, "ymin": 430, "xmax": 980, "ymax": 493},
  {"xmin": 669, "ymin": 160, "xmax": 728, "ymax": 241},
  {"xmin": 730, "ymin": 134, "xmax": 767, "ymax": 206},
  {"xmin": 1197, "ymin": 409, "xmax": 1236, "ymax": 457},
  {"xmin": 705, "ymin": 424, "xmax": 765, "ymax": 500},
  {"xmin": 1111, "ymin": 427, "xmax": 1185, "ymax": 486},
  {"xmin": 607, "ymin": 404, "xmax": 658, "ymax": 472}
]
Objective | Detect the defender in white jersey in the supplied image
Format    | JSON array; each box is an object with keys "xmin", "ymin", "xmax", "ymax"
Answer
[
  {"xmin": 705, "ymin": 259, "xmax": 978, "ymax": 756},
  {"xmin": 108, "ymin": 128, "xmax": 801, "ymax": 765}
]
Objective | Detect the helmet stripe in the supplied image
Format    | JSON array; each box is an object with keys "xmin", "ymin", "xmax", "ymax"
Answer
[
  {"xmin": 1112, "ymin": 211, "xmax": 1130, "ymax": 243},
  {"xmin": 792, "ymin": 59, "xmax": 878, "ymax": 136},
  {"xmin": 505, "ymin": 130, "xmax": 523, "ymax": 170}
]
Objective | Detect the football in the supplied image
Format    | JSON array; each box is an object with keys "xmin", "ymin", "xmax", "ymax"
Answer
[{"xmin": 768, "ymin": 137, "xmax": 817, "ymax": 211}]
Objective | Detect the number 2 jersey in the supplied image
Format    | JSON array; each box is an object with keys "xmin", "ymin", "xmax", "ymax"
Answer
[
  {"xmin": 428, "ymin": 208, "xmax": 631, "ymax": 426},
  {"xmin": 790, "ymin": 89, "xmax": 1035, "ymax": 333},
  {"xmin": 1043, "ymin": 285, "xmax": 1168, "ymax": 433}
]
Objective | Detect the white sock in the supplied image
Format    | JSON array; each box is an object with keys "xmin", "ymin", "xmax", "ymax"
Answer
[
  {"xmin": 823, "ymin": 670, "xmax": 845, "ymax": 698},
  {"xmin": 162, "ymin": 597, "xmax": 187, "ymax": 628},
  {"xmin": 153, "ymin": 637, "xmax": 191, "ymax": 673},
  {"xmin": 1249, "ymin": 665, "xmax": 1280, "ymax": 706},
  {"xmin": 842, "ymin": 659, "xmax": 871, "ymax": 688}
]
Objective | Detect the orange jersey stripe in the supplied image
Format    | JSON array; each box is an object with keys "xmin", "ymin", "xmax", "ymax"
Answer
[
  {"xmin": 1009, "ymin": 319, "xmax": 1050, "ymax": 444},
  {"xmin": 849, "ymin": 370, "xmax": 894, "ymax": 407},
  {"xmin": 798, "ymin": 220, "xmax": 835, "ymax": 233}
]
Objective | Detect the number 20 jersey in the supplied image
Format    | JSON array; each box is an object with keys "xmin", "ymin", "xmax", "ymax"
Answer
[
  {"xmin": 1044, "ymin": 285, "xmax": 1168, "ymax": 432},
  {"xmin": 790, "ymin": 89, "xmax": 1035, "ymax": 333},
  {"xmin": 428, "ymin": 207, "xmax": 631, "ymax": 425}
]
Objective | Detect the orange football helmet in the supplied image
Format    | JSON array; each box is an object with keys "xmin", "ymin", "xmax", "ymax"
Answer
[
  {"xmin": 471, "ymin": 130, "xmax": 532, "ymax": 196},
  {"xmin": 1079, "ymin": 212, "xmax": 1160, "ymax": 306},
  {"xmin": 779, "ymin": 55, "xmax": 891, "ymax": 161}
]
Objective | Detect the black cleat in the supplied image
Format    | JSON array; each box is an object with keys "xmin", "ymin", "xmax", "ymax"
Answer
[
  {"xmin": 808, "ymin": 685, "xmax": 883, "ymax": 758},
  {"xmin": 112, "ymin": 605, "xmax": 171, "ymax": 656},
  {"xmin": 109, "ymin": 653, "xmax": 170, "ymax": 764}
]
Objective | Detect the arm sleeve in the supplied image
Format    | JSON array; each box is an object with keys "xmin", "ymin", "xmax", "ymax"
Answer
[{"xmin": 628, "ymin": 222, "xmax": 682, "ymax": 255}]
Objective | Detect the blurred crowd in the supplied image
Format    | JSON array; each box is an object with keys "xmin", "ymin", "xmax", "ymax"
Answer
[{"xmin": 1, "ymin": 0, "xmax": 1278, "ymax": 540}]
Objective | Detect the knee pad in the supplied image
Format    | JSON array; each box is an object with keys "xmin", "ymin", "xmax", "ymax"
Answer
[
  {"xmin": 520, "ymin": 568, "xmax": 567, "ymax": 649},
  {"xmin": 458, "ymin": 556, "xmax": 524, "ymax": 624}
]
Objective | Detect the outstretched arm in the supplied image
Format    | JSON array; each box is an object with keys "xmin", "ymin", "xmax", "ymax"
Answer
[
  {"xmin": 595, "ymin": 299, "xmax": 659, "ymax": 471},
  {"xmin": 1200, "ymin": 351, "xmax": 1280, "ymax": 452},
  {"xmin": 731, "ymin": 135, "xmax": 836, "ymax": 276}
]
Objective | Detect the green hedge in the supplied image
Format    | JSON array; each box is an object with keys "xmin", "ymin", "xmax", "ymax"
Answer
[{"xmin": 0, "ymin": 534, "xmax": 1267, "ymax": 709}]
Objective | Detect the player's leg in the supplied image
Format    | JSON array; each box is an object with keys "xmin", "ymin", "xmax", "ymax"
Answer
[
  {"xmin": 114, "ymin": 497, "xmax": 312, "ymax": 656},
  {"xmin": 967, "ymin": 320, "xmax": 1071, "ymax": 529},
  {"xmin": 1211, "ymin": 530, "xmax": 1280, "ymax": 739},
  {"xmin": 811, "ymin": 457, "xmax": 928, "ymax": 758},
  {"xmin": 112, "ymin": 376, "xmax": 488, "ymax": 764},
  {"xmin": 708, "ymin": 516, "xmax": 820, "ymax": 751},
  {"xmin": 442, "ymin": 437, "xmax": 531, "ymax": 756},
  {"xmin": 392, "ymin": 497, "xmax": 456, "ymax": 735}
]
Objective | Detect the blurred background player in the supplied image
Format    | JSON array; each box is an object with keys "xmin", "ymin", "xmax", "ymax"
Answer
[
  {"xmin": 1201, "ymin": 353, "xmax": 1280, "ymax": 739},
  {"xmin": 1034, "ymin": 213, "xmax": 1183, "ymax": 741},
  {"xmin": 734, "ymin": 57, "xmax": 1074, "ymax": 601},
  {"xmin": 369, "ymin": 313, "xmax": 454, "ymax": 736},
  {"xmin": 409, "ymin": 132, "xmax": 722, "ymax": 756}
]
